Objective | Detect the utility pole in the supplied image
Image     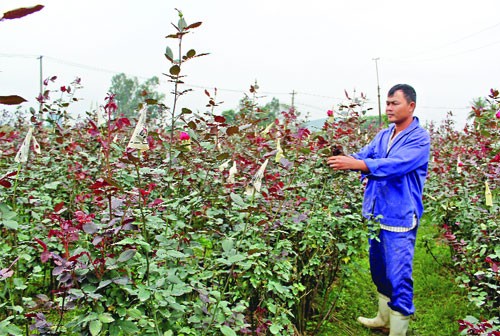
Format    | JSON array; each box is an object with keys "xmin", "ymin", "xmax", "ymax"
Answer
[
  {"xmin": 372, "ymin": 57, "xmax": 382, "ymax": 126},
  {"xmin": 290, "ymin": 90, "xmax": 296, "ymax": 111}
]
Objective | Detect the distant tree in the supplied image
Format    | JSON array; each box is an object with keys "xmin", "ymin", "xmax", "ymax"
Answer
[
  {"xmin": 261, "ymin": 97, "xmax": 280, "ymax": 122},
  {"xmin": 221, "ymin": 109, "xmax": 236, "ymax": 124},
  {"xmin": 361, "ymin": 114, "xmax": 389, "ymax": 129},
  {"xmin": 108, "ymin": 73, "xmax": 165, "ymax": 119},
  {"xmin": 468, "ymin": 97, "xmax": 488, "ymax": 121},
  {"xmin": 239, "ymin": 96, "xmax": 282, "ymax": 126}
]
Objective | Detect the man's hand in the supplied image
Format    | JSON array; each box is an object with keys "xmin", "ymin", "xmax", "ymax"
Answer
[{"xmin": 327, "ymin": 155, "xmax": 369, "ymax": 173}]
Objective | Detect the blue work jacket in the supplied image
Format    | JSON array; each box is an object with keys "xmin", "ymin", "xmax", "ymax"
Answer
[{"xmin": 352, "ymin": 117, "xmax": 431, "ymax": 228}]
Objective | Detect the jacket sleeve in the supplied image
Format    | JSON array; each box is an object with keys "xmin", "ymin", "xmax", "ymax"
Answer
[
  {"xmin": 362, "ymin": 131, "xmax": 430, "ymax": 180},
  {"xmin": 351, "ymin": 132, "xmax": 381, "ymax": 160}
]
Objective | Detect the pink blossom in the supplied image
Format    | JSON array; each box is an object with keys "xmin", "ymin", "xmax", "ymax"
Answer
[
  {"xmin": 327, "ymin": 110, "xmax": 334, "ymax": 117},
  {"xmin": 496, "ymin": 109, "xmax": 500, "ymax": 119},
  {"xmin": 179, "ymin": 131, "xmax": 190, "ymax": 141}
]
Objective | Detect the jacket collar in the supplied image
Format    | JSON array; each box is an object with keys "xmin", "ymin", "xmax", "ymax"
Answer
[{"xmin": 388, "ymin": 116, "xmax": 420, "ymax": 136}]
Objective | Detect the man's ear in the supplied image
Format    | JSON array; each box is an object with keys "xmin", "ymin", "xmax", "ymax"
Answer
[{"xmin": 409, "ymin": 101, "xmax": 416, "ymax": 113}]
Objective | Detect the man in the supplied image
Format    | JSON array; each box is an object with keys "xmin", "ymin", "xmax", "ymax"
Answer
[{"xmin": 327, "ymin": 84, "xmax": 431, "ymax": 336}]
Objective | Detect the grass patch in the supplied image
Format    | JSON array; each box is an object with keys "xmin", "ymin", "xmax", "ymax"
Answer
[{"xmin": 314, "ymin": 218, "xmax": 480, "ymax": 336}]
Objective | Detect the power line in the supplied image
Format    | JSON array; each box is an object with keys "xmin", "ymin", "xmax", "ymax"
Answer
[
  {"xmin": 391, "ymin": 20, "xmax": 500, "ymax": 61},
  {"xmin": 0, "ymin": 52, "xmax": 38, "ymax": 59},
  {"xmin": 0, "ymin": 53, "xmax": 477, "ymax": 112},
  {"xmin": 435, "ymin": 21, "xmax": 500, "ymax": 49},
  {"xmin": 418, "ymin": 105, "xmax": 469, "ymax": 110},
  {"xmin": 45, "ymin": 56, "xmax": 129, "ymax": 76},
  {"xmin": 295, "ymin": 91, "xmax": 344, "ymax": 101},
  {"xmin": 410, "ymin": 38, "xmax": 500, "ymax": 62}
]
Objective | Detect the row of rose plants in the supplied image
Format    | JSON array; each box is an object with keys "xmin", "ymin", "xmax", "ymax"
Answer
[
  {"xmin": 424, "ymin": 91, "xmax": 499, "ymax": 334},
  {"xmin": 0, "ymin": 87, "xmax": 374, "ymax": 336},
  {"xmin": 0, "ymin": 11, "xmax": 381, "ymax": 336}
]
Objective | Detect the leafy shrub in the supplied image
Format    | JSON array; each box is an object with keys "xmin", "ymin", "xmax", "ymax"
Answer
[
  {"xmin": 0, "ymin": 10, "xmax": 376, "ymax": 336},
  {"xmin": 425, "ymin": 90, "xmax": 499, "ymax": 322}
]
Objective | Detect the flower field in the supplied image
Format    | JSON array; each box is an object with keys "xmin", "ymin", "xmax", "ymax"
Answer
[{"xmin": 1, "ymin": 9, "xmax": 499, "ymax": 336}]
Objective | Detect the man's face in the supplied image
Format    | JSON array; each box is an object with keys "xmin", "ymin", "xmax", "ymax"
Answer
[{"xmin": 385, "ymin": 90, "xmax": 415, "ymax": 126}]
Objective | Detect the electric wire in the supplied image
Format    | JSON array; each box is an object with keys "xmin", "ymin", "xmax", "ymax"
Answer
[
  {"xmin": 385, "ymin": 20, "xmax": 500, "ymax": 62},
  {"xmin": 0, "ymin": 53, "xmax": 481, "ymax": 112}
]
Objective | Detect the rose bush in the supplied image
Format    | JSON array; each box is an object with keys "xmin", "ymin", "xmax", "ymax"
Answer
[
  {"xmin": 425, "ymin": 90, "xmax": 499, "ymax": 333},
  {"xmin": 0, "ymin": 11, "xmax": 379, "ymax": 336}
]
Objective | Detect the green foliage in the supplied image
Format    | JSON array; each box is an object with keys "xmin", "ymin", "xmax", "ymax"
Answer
[
  {"xmin": 424, "ymin": 91, "xmax": 500, "ymax": 326},
  {"xmin": 1, "ymin": 7, "xmax": 497, "ymax": 336},
  {"xmin": 360, "ymin": 114, "xmax": 389, "ymax": 130},
  {"xmin": 316, "ymin": 218, "xmax": 483, "ymax": 336},
  {"xmin": 0, "ymin": 9, "xmax": 372, "ymax": 335},
  {"xmin": 109, "ymin": 73, "xmax": 165, "ymax": 119}
]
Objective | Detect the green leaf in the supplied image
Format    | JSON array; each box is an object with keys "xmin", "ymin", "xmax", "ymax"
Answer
[
  {"xmin": 117, "ymin": 249, "xmax": 136, "ymax": 262},
  {"xmin": 219, "ymin": 325, "xmax": 237, "ymax": 336},
  {"xmin": 1, "ymin": 219, "xmax": 18, "ymax": 230},
  {"xmin": 115, "ymin": 237, "xmax": 151, "ymax": 252},
  {"xmin": 89, "ymin": 320, "xmax": 102, "ymax": 336},
  {"xmin": 43, "ymin": 181, "xmax": 61, "ymax": 190},
  {"xmin": 0, "ymin": 203, "xmax": 18, "ymax": 229},
  {"xmin": 166, "ymin": 250, "xmax": 188, "ymax": 258},
  {"xmin": 227, "ymin": 254, "xmax": 246, "ymax": 264},
  {"xmin": 0, "ymin": 203, "xmax": 17, "ymax": 219},
  {"xmin": 178, "ymin": 17, "xmax": 187, "ymax": 30},
  {"xmin": 165, "ymin": 46, "xmax": 174, "ymax": 62},
  {"xmin": 97, "ymin": 280, "xmax": 112, "ymax": 290},
  {"xmin": 230, "ymin": 192, "xmax": 247, "ymax": 208},
  {"xmin": 170, "ymin": 283, "xmax": 192, "ymax": 296},
  {"xmin": 221, "ymin": 239, "xmax": 234, "ymax": 253},
  {"xmin": 186, "ymin": 49, "xmax": 196, "ymax": 58},
  {"xmin": 138, "ymin": 287, "xmax": 150, "ymax": 301},
  {"xmin": 269, "ymin": 324, "xmax": 282, "ymax": 334},
  {"xmin": 126, "ymin": 308, "xmax": 143, "ymax": 319},
  {"xmin": 117, "ymin": 320, "xmax": 140, "ymax": 334},
  {"xmin": 98, "ymin": 313, "xmax": 115, "ymax": 323}
]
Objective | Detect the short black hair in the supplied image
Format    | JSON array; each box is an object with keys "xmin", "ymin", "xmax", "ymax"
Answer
[{"xmin": 388, "ymin": 84, "xmax": 416, "ymax": 104}]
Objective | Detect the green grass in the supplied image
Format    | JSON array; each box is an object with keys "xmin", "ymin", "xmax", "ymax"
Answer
[{"xmin": 313, "ymin": 219, "xmax": 480, "ymax": 336}]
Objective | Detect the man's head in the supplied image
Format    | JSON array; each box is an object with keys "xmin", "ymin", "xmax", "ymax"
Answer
[
  {"xmin": 386, "ymin": 84, "xmax": 416, "ymax": 129},
  {"xmin": 388, "ymin": 84, "xmax": 416, "ymax": 104}
]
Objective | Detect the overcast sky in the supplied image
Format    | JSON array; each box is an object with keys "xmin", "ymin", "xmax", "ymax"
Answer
[{"xmin": 2, "ymin": 0, "xmax": 500, "ymax": 128}]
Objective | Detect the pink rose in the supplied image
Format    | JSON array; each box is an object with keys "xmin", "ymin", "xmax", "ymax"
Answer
[
  {"xmin": 496, "ymin": 109, "xmax": 500, "ymax": 119},
  {"xmin": 179, "ymin": 131, "xmax": 190, "ymax": 141},
  {"xmin": 327, "ymin": 110, "xmax": 334, "ymax": 117}
]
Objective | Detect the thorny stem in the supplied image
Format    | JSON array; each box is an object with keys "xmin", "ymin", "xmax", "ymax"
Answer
[
  {"xmin": 167, "ymin": 32, "xmax": 183, "ymax": 172},
  {"xmin": 55, "ymin": 291, "xmax": 67, "ymax": 333},
  {"xmin": 133, "ymin": 152, "xmax": 151, "ymax": 284},
  {"xmin": 11, "ymin": 163, "xmax": 22, "ymax": 212}
]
